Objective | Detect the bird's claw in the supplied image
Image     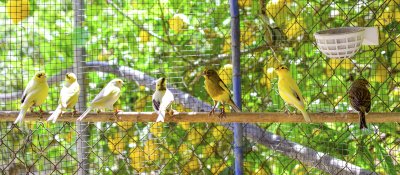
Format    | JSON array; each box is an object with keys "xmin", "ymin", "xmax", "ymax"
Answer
[
  {"xmin": 218, "ymin": 108, "xmax": 226, "ymax": 118},
  {"xmin": 284, "ymin": 109, "xmax": 291, "ymax": 115},
  {"xmin": 72, "ymin": 108, "xmax": 78, "ymax": 116},
  {"xmin": 113, "ymin": 109, "xmax": 122, "ymax": 120},
  {"xmin": 114, "ymin": 110, "xmax": 121, "ymax": 115},
  {"xmin": 218, "ymin": 112, "xmax": 226, "ymax": 118},
  {"xmin": 208, "ymin": 109, "xmax": 215, "ymax": 116},
  {"xmin": 167, "ymin": 110, "xmax": 174, "ymax": 116}
]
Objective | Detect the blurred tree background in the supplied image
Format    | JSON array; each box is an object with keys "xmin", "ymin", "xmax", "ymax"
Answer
[{"xmin": 0, "ymin": 0, "xmax": 399, "ymax": 174}]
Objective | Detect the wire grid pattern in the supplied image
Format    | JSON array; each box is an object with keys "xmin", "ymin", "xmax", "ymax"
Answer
[{"xmin": 0, "ymin": 0, "xmax": 399, "ymax": 174}]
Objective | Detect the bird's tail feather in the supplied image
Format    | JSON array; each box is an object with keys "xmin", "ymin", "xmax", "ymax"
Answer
[
  {"xmin": 300, "ymin": 109, "xmax": 311, "ymax": 122},
  {"xmin": 359, "ymin": 112, "xmax": 368, "ymax": 129},
  {"xmin": 156, "ymin": 111, "xmax": 165, "ymax": 122},
  {"xmin": 47, "ymin": 105, "xmax": 62, "ymax": 123},
  {"xmin": 228, "ymin": 99, "xmax": 241, "ymax": 112},
  {"xmin": 14, "ymin": 109, "xmax": 27, "ymax": 124},
  {"xmin": 77, "ymin": 108, "xmax": 91, "ymax": 121}
]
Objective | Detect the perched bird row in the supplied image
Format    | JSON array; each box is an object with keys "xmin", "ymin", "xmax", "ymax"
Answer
[
  {"xmin": 16, "ymin": 65, "xmax": 371, "ymax": 130},
  {"xmin": 15, "ymin": 72, "xmax": 124, "ymax": 124}
]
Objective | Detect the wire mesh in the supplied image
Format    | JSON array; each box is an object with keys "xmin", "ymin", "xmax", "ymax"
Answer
[{"xmin": 0, "ymin": 0, "xmax": 399, "ymax": 174}]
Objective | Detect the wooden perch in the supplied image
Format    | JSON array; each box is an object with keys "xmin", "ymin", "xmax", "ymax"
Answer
[
  {"xmin": 0, "ymin": 62, "xmax": 377, "ymax": 174},
  {"xmin": 0, "ymin": 111, "xmax": 398, "ymax": 123}
]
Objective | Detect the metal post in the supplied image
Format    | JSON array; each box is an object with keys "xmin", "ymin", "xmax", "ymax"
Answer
[
  {"xmin": 73, "ymin": 0, "xmax": 89, "ymax": 174},
  {"xmin": 229, "ymin": 0, "xmax": 243, "ymax": 174}
]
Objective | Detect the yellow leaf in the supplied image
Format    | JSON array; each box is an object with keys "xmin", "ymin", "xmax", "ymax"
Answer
[
  {"xmin": 144, "ymin": 140, "xmax": 159, "ymax": 161},
  {"xmin": 372, "ymin": 63, "xmax": 388, "ymax": 83},
  {"xmin": 129, "ymin": 148, "xmax": 145, "ymax": 172},
  {"xmin": 211, "ymin": 162, "xmax": 227, "ymax": 174},
  {"xmin": 139, "ymin": 30, "xmax": 150, "ymax": 43},
  {"xmin": 107, "ymin": 133, "xmax": 125, "ymax": 154},
  {"xmin": 223, "ymin": 39, "xmax": 231, "ymax": 53},
  {"xmin": 149, "ymin": 122, "xmax": 164, "ymax": 138},
  {"xmin": 284, "ymin": 18, "xmax": 305, "ymax": 39},
  {"xmin": 178, "ymin": 122, "xmax": 191, "ymax": 130},
  {"xmin": 391, "ymin": 50, "xmax": 400, "ymax": 69},
  {"xmin": 168, "ymin": 14, "xmax": 187, "ymax": 33},
  {"xmin": 183, "ymin": 157, "xmax": 201, "ymax": 172},
  {"xmin": 117, "ymin": 122, "xmax": 133, "ymax": 130},
  {"xmin": 238, "ymin": 0, "xmax": 252, "ymax": 7},
  {"xmin": 6, "ymin": 0, "xmax": 30, "ymax": 24},
  {"xmin": 241, "ymin": 27, "xmax": 256, "ymax": 45},
  {"xmin": 328, "ymin": 58, "xmax": 354, "ymax": 70},
  {"xmin": 187, "ymin": 129, "xmax": 202, "ymax": 145},
  {"xmin": 266, "ymin": 0, "xmax": 291, "ymax": 26},
  {"xmin": 134, "ymin": 95, "xmax": 151, "ymax": 112},
  {"xmin": 218, "ymin": 64, "xmax": 233, "ymax": 85}
]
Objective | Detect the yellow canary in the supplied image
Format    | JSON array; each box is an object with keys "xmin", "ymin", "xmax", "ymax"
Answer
[
  {"xmin": 275, "ymin": 65, "xmax": 310, "ymax": 122},
  {"xmin": 152, "ymin": 77, "xmax": 174, "ymax": 122},
  {"xmin": 15, "ymin": 71, "xmax": 49, "ymax": 124},
  {"xmin": 47, "ymin": 73, "xmax": 80, "ymax": 123},
  {"xmin": 203, "ymin": 68, "xmax": 241, "ymax": 118},
  {"xmin": 77, "ymin": 79, "xmax": 124, "ymax": 121}
]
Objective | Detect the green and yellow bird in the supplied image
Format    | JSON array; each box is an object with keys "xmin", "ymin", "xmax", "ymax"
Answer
[
  {"xmin": 47, "ymin": 73, "xmax": 80, "ymax": 123},
  {"xmin": 15, "ymin": 71, "xmax": 49, "ymax": 124},
  {"xmin": 275, "ymin": 65, "xmax": 310, "ymax": 122},
  {"xmin": 203, "ymin": 68, "xmax": 241, "ymax": 118}
]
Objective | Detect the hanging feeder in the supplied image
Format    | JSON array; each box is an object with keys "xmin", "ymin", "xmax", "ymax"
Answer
[{"xmin": 314, "ymin": 27, "xmax": 379, "ymax": 59}]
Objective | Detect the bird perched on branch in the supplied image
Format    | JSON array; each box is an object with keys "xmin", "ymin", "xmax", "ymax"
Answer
[
  {"xmin": 349, "ymin": 78, "xmax": 371, "ymax": 129},
  {"xmin": 47, "ymin": 73, "xmax": 80, "ymax": 123},
  {"xmin": 77, "ymin": 78, "xmax": 124, "ymax": 121},
  {"xmin": 275, "ymin": 65, "xmax": 310, "ymax": 122},
  {"xmin": 152, "ymin": 77, "xmax": 174, "ymax": 122},
  {"xmin": 15, "ymin": 71, "xmax": 49, "ymax": 124},
  {"xmin": 203, "ymin": 68, "xmax": 241, "ymax": 118}
]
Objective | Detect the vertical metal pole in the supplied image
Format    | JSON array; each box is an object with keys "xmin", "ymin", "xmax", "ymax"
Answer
[
  {"xmin": 229, "ymin": 0, "xmax": 243, "ymax": 174},
  {"xmin": 73, "ymin": 0, "xmax": 89, "ymax": 174}
]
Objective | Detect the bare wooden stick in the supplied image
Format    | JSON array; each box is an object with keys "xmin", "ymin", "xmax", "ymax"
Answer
[{"xmin": 1, "ymin": 111, "xmax": 398, "ymax": 123}]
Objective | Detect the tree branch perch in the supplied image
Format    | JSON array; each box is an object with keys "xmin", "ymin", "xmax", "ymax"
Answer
[{"xmin": 1, "ymin": 62, "xmax": 377, "ymax": 174}]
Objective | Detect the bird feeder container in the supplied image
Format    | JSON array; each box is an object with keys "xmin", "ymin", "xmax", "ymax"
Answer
[{"xmin": 314, "ymin": 27, "xmax": 379, "ymax": 59}]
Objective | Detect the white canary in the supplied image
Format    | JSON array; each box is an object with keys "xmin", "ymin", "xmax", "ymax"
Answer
[
  {"xmin": 77, "ymin": 78, "xmax": 124, "ymax": 121},
  {"xmin": 15, "ymin": 71, "xmax": 49, "ymax": 124},
  {"xmin": 47, "ymin": 73, "xmax": 80, "ymax": 123},
  {"xmin": 152, "ymin": 77, "xmax": 174, "ymax": 122},
  {"xmin": 275, "ymin": 65, "xmax": 311, "ymax": 122}
]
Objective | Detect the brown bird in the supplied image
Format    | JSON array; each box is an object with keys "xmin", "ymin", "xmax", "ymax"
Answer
[
  {"xmin": 349, "ymin": 78, "xmax": 371, "ymax": 129},
  {"xmin": 203, "ymin": 68, "xmax": 241, "ymax": 118}
]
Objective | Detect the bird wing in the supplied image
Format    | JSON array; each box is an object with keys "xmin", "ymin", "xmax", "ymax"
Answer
[
  {"xmin": 91, "ymin": 85, "xmax": 112, "ymax": 104},
  {"xmin": 218, "ymin": 78, "xmax": 231, "ymax": 95},
  {"xmin": 349, "ymin": 86, "xmax": 371, "ymax": 113},
  {"xmin": 91, "ymin": 85, "xmax": 120, "ymax": 108},
  {"xmin": 152, "ymin": 99, "xmax": 160, "ymax": 111},
  {"xmin": 288, "ymin": 77, "xmax": 305, "ymax": 102},
  {"xmin": 21, "ymin": 79, "xmax": 34, "ymax": 103},
  {"xmin": 60, "ymin": 83, "xmax": 80, "ymax": 108},
  {"xmin": 159, "ymin": 89, "xmax": 174, "ymax": 111}
]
